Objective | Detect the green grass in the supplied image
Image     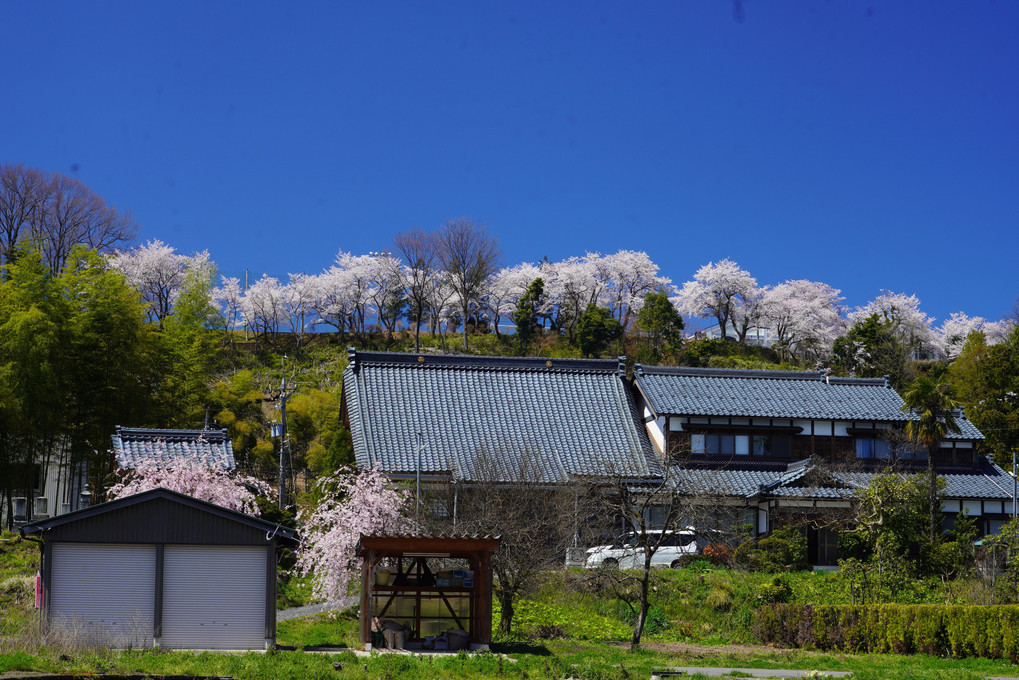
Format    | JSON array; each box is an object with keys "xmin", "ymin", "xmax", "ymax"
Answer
[
  {"xmin": 2, "ymin": 637, "xmax": 1016, "ymax": 680},
  {"xmin": 0, "ymin": 532, "xmax": 39, "ymax": 638},
  {"xmin": 511, "ymin": 566, "xmax": 973, "ymax": 647},
  {"xmin": 277, "ymin": 571, "xmax": 315, "ymax": 609},
  {"xmin": 277, "ymin": 609, "xmax": 360, "ymax": 649},
  {"xmin": 6, "ymin": 545, "xmax": 1019, "ymax": 679}
]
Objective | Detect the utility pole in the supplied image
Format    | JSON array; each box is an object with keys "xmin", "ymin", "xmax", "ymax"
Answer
[
  {"xmin": 416, "ymin": 432, "xmax": 424, "ymax": 523},
  {"xmin": 271, "ymin": 359, "xmax": 293, "ymax": 510}
]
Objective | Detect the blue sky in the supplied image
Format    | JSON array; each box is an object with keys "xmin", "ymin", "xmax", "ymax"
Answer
[{"xmin": 3, "ymin": 1, "xmax": 1017, "ymax": 325}]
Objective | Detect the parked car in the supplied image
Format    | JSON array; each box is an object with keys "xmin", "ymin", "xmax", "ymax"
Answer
[{"xmin": 584, "ymin": 528, "xmax": 697, "ymax": 569}]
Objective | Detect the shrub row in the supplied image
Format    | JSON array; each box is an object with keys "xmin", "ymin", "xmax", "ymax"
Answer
[{"xmin": 753, "ymin": 604, "xmax": 1019, "ymax": 661}]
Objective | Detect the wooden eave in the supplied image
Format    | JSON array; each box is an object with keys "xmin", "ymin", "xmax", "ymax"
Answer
[{"xmin": 356, "ymin": 534, "xmax": 501, "ymax": 559}]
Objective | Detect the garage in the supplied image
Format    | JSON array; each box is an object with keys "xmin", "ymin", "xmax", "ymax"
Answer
[
  {"xmin": 50, "ymin": 543, "xmax": 156, "ymax": 648},
  {"xmin": 21, "ymin": 488, "xmax": 295, "ymax": 650},
  {"xmin": 161, "ymin": 545, "xmax": 267, "ymax": 649}
]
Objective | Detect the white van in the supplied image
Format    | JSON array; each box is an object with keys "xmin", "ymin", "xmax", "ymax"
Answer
[{"xmin": 584, "ymin": 529, "xmax": 697, "ymax": 569}]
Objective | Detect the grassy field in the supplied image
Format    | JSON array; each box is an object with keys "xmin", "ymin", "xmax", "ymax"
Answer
[
  {"xmin": 3, "ymin": 633, "xmax": 1019, "ymax": 680},
  {"xmin": 4, "ymin": 533, "xmax": 1019, "ymax": 679}
]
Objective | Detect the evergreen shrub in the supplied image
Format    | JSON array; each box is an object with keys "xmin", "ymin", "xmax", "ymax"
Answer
[{"xmin": 754, "ymin": 604, "xmax": 1019, "ymax": 661}]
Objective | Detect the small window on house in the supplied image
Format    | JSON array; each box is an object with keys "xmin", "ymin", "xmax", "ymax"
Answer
[
  {"xmin": 856, "ymin": 438, "xmax": 892, "ymax": 459},
  {"xmin": 753, "ymin": 435, "xmax": 770, "ymax": 456},
  {"xmin": 691, "ymin": 434, "xmax": 706, "ymax": 454},
  {"xmin": 734, "ymin": 435, "xmax": 750, "ymax": 455},
  {"xmin": 897, "ymin": 444, "xmax": 927, "ymax": 461}
]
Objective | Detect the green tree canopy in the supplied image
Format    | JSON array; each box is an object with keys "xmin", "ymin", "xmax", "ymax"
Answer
[
  {"xmin": 0, "ymin": 247, "xmax": 160, "ymax": 511},
  {"xmin": 577, "ymin": 304, "xmax": 623, "ymax": 358},
  {"xmin": 901, "ymin": 374, "xmax": 961, "ymax": 541},
  {"xmin": 511, "ymin": 277, "xmax": 544, "ymax": 353},
  {"xmin": 949, "ymin": 327, "xmax": 1019, "ymax": 465},
  {"xmin": 831, "ymin": 313, "xmax": 912, "ymax": 388},
  {"xmin": 635, "ymin": 291, "xmax": 684, "ymax": 362}
]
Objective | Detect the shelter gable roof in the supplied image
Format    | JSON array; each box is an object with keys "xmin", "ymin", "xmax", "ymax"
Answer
[{"xmin": 356, "ymin": 534, "xmax": 501, "ymax": 558}]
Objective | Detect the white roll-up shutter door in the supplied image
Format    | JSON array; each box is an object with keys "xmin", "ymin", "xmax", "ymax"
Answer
[
  {"xmin": 161, "ymin": 545, "xmax": 267, "ymax": 650},
  {"xmin": 49, "ymin": 543, "xmax": 156, "ymax": 648}
]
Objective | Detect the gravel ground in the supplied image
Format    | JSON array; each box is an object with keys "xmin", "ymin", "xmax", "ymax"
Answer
[{"xmin": 277, "ymin": 596, "xmax": 356, "ymax": 621}]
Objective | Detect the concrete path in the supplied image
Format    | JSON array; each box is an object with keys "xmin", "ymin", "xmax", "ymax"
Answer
[
  {"xmin": 277, "ymin": 596, "xmax": 356, "ymax": 621},
  {"xmin": 653, "ymin": 668, "xmax": 849, "ymax": 678}
]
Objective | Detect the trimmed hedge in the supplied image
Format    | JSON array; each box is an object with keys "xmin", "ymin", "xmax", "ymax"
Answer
[{"xmin": 753, "ymin": 604, "xmax": 1019, "ymax": 661}]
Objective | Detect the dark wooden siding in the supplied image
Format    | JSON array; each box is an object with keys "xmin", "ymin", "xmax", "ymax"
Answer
[{"xmin": 43, "ymin": 498, "xmax": 270, "ymax": 545}]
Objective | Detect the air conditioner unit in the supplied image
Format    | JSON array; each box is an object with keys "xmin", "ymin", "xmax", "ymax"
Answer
[{"xmin": 34, "ymin": 497, "xmax": 49, "ymax": 517}]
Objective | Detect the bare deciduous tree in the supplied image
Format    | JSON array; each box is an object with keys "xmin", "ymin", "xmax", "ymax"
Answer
[
  {"xmin": 38, "ymin": 177, "xmax": 135, "ymax": 274},
  {"xmin": 0, "ymin": 164, "xmax": 137, "ymax": 274},
  {"xmin": 0, "ymin": 164, "xmax": 48, "ymax": 268},
  {"xmin": 597, "ymin": 469, "xmax": 683, "ymax": 649},
  {"xmin": 394, "ymin": 228, "xmax": 437, "ymax": 352},
  {"xmin": 435, "ymin": 218, "xmax": 500, "ymax": 352},
  {"xmin": 424, "ymin": 448, "xmax": 589, "ymax": 634}
]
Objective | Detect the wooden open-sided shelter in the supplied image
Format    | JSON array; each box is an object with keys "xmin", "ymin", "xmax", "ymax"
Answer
[{"xmin": 357, "ymin": 534, "xmax": 500, "ymax": 648}]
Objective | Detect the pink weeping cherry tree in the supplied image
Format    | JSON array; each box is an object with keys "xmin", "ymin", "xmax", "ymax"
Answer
[
  {"xmin": 106, "ymin": 457, "xmax": 271, "ymax": 516},
  {"xmin": 296, "ymin": 467, "xmax": 415, "ymax": 602}
]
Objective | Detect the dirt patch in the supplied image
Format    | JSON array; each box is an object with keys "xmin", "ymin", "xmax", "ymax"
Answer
[{"xmin": 610, "ymin": 640, "xmax": 848, "ymax": 662}]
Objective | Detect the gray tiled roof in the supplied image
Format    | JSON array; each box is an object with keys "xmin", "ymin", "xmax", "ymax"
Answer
[
  {"xmin": 668, "ymin": 457, "xmax": 1013, "ymax": 501},
  {"xmin": 839, "ymin": 460, "xmax": 1015, "ymax": 501},
  {"xmin": 634, "ymin": 366, "xmax": 983, "ymax": 440},
  {"xmin": 343, "ymin": 350, "xmax": 660, "ymax": 483},
  {"xmin": 112, "ymin": 427, "xmax": 236, "ymax": 471},
  {"xmin": 672, "ymin": 465, "xmax": 779, "ymax": 497}
]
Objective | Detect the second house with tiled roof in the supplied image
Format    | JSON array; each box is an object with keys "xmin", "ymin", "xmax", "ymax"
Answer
[{"xmin": 632, "ymin": 365, "xmax": 1010, "ymax": 564}]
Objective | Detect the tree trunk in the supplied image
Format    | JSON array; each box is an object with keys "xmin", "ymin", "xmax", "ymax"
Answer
[
  {"xmin": 498, "ymin": 591, "xmax": 514, "ymax": 634},
  {"xmin": 630, "ymin": 556, "xmax": 652, "ymax": 649},
  {"xmin": 928, "ymin": 444, "xmax": 939, "ymax": 542},
  {"xmin": 413, "ymin": 310, "xmax": 422, "ymax": 353}
]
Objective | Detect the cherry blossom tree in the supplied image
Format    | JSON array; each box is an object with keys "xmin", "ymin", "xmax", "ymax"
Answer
[
  {"xmin": 212, "ymin": 275, "xmax": 244, "ymax": 344},
  {"xmin": 297, "ymin": 467, "xmax": 415, "ymax": 602},
  {"xmin": 761, "ymin": 280, "xmax": 845, "ymax": 361},
  {"xmin": 487, "ymin": 262, "xmax": 544, "ymax": 335},
  {"xmin": 365, "ymin": 252, "xmax": 405, "ymax": 339},
  {"xmin": 850, "ymin": 290, "xmax": 937, "ymax": 358},
  {"xmin": 282, "ymin": 272, "xmax": 317, "ymax": 349},
  {"xmin": 242, "ymin": 274, "xmax": 286, "ymax": 349},
  {"xmin": 307, "ymin": 267, "xmax": 355, "ymax": 336},
  {"xmin": 424, "ymin": 270, "xmax": 457, "ymax": 349},
  {"xmin": 939, "ymin": 312, "xmax": 991, "ymax": 360},
  {"xmin": 110, "ymin": 239, "xmax": 188, "ymax": 326},
  {"xmin": 541, "ymin": 255, "xmax": 602, "ymax": 341},
  {"xmin": 107, "ymin": 457, "xmax": 271, "ymax": 516},
  {"xmin": 600, "ymin": 250, "xmax": 673, "ymax": 330},
  {"xmin": 310, "ymin": 252, "xmax": 377, "ymax": 337},
  {"xmin": 674, "ymin": 259, "xmax": 759, "ymax": 343},
  {"xmin": 111, "ymin": 240, "xmax": 214, "ymax": 329}
]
